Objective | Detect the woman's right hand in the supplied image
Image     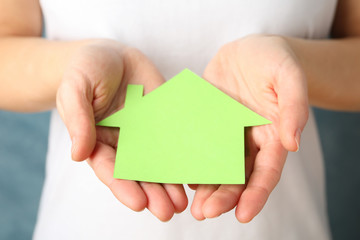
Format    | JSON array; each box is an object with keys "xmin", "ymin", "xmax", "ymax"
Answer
[{"xmin": 56, "ymin": 40, "xmax": 188, "ymax": 221}]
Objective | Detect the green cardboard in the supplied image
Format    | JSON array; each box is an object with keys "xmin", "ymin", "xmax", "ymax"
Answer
[{"xmin": 97, "ymin": 69, "xmax": 271, "ymax": 184}]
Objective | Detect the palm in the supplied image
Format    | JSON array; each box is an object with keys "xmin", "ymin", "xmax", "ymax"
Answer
[
  {"xmin": 191, "ymin": 35, "xmax": 308, "ymax": 222},
  {"xmin": 57, "ymin": 40, "xmax": 187, "ymax": 221}
]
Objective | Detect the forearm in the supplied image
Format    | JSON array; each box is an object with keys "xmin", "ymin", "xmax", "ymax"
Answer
[
  {"xmin": 0, "ymin": 37, "xmax": 90, "ymax": 112},
  {"xmin": 288, "ymin": 37, "xmax": 360, "ymax": 111}
]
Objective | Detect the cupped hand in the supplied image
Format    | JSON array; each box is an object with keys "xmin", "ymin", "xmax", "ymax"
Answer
[
  {"xmin": 56, "ymin": 40, "xmax": 187, "ymax": 221},
  {"xmin": 191, "ymin": 34, "xmax": 309, "ymax": 222}
]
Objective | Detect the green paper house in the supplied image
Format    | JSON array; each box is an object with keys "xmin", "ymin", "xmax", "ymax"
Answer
[{"xmin": 97, "ymin": 69, "xmax": 270, "ymax": 184}]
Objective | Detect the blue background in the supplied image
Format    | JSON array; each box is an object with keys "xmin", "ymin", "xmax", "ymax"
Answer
[{"xmin": 0, "ymin": 109, "xmax": 359, "ymax": 239}]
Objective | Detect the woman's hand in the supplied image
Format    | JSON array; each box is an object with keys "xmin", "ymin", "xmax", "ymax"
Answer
[
  {"xmin": 56, "ymin": 40, "xmax": 188, "ymax": 221},
  {"xmin": 191, "ymin": 34, "xmax": 309, "ymax": 222}
]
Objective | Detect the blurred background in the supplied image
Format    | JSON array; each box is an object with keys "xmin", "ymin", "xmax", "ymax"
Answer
[{"xmin": 0, "ymin": 109, "xmax": 359, "ymax": 239}]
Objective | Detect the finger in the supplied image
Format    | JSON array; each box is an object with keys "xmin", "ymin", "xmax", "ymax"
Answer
[
  {"xmin": 276, "ymin": 59, "xmax": 309, "ymax": 152},
  {"xmin": 188, "ymin": 184, "xmax": 199, "ymax": 190},
  {"xmin": 244, "ymin": 127, "xmax": 258, "ymax": 179},
  {"xmin": 96, "ymin": 126, "xmax": 119, "ymax": 149},
  {"xmin": 235, "ymin": 141, "xmax": 287, "ymax": 223},
  {"xmin": 190, "ymin": 184, "xmax": 219, "ymax": 220},
  {"xmin": 202, "ymin": 184, "xmax": 245, "ymax": 219},
  {"xmin": 57, "ymin": 73, "xmax": 96, "ymax": 161},
  {"xmin": 87, "ymin": 141, "xmax": 147, "ymax": 212},
  {"xmin": 139, "ymin": 182, "xmax": 175, "ymax": 222},
  {"xmin": 162, "ymin": 184, "xmax": 188, "ymax": 213}
]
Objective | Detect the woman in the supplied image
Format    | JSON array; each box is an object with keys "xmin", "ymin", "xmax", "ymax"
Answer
[{"xmin": 1, "ymin": 0, "xmax": 359, "ymax": 239}]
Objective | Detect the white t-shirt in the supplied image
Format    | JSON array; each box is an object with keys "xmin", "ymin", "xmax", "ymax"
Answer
[{"xmin": 34, "ymin": 1, "xmax": 336, "ymax": 239}]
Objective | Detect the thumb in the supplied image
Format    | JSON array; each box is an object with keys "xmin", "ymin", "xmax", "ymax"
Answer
[
  {"xmin": 276, "ymin": 61, "xmax": 309, "ymax": 152},
  {"xmin": 57, "ymin": 76, "xmax": 96, "ymax": 161}
]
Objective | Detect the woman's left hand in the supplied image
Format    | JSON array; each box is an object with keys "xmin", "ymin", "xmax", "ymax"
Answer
[{"xmin": 190, "ymin": 34, "xmax": 309, "ymax": 222}]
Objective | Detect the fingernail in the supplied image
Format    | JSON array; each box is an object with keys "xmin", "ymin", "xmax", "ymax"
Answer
[{"xmin": 295, "ymin": 128, "xmax": 301, "ymax": 152}]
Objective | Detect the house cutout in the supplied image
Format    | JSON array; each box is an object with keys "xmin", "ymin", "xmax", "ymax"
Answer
[{"xmin": 97, "ymin": 69, "xmax": 270, "ymax": 184}]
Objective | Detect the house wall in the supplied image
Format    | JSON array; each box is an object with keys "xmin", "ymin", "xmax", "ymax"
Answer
[
  {"xmin": 0, "ymin": 111, "xmax": 49, "ymax": 239},
  {"xmin": 313, "ymin": 108, "xmax": 360, "ymax": 240}
]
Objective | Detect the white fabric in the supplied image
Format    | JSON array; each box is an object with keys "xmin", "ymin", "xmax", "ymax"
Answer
[{"xmin": 34, "ymin": 1, "xmax": 336, "ymax": 239}]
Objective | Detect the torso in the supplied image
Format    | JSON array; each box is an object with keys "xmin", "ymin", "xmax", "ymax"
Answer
[{"xmin": 34, "ymin": 1, "xmax": 336, "ymax": 239}]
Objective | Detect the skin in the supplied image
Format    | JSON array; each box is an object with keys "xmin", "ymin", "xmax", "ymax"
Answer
[
  {"xmin": 191, "ymin": 1, "xmax": 360, "ymax": 222},
  {"xmin": 191, "ymin": 36, "xmax": 304, "ymax": 221},
  {"xmin": 0, "ymin": 0, "xmax": 360, "ymax": 223}
]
